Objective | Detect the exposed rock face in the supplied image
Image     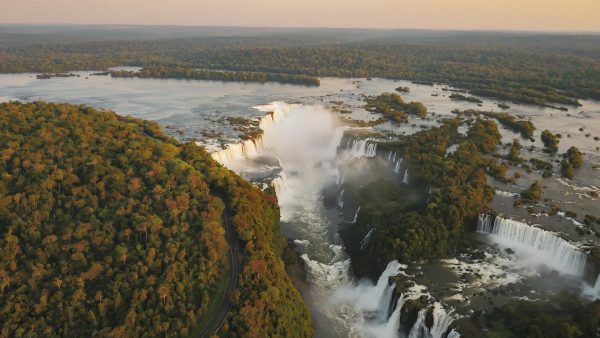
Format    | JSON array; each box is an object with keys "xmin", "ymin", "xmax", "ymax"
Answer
[{"xmin": 400, "ymin": 297, "xmax": 428, "ymax": 333}]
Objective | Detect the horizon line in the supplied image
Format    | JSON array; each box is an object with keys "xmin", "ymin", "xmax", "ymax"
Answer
[{"xmin": 1, "ymin": 22, "xmax": 600, "ymax": 35}]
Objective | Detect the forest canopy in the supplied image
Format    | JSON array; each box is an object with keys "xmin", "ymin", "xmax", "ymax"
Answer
[
  {"xmin": 340, "ymin": 118, "xmax": 501, "ymax": 278},
  {"xmin": 0, "ymin": 101, "xmax": 311, "ymax": 337}
]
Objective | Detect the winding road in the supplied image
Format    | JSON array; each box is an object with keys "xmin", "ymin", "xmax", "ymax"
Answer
[{"xmin": 198, "ymin": 212, "xmax": 240, "ymax": 338}]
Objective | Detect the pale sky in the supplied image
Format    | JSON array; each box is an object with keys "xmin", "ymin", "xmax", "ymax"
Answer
[{"xmin": 1, "ymin": 0, "xmax": 599, "ymax": 32}]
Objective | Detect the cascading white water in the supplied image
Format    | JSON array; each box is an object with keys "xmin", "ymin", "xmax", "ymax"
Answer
[
  {"xmin": 344, "ymin": 138, "xmax": 377, "ymax": 159},
  {"xmin": 213, "ymin": 102, "xmax": 382, "ymax": 336},
  {"xmin": 337, "ymin": 170, "xmax": 345, "ymax": 186},
  {"xmin": 331, "ymin": 261, "xmax": 407, "ymax": 338},
  {"xmin": 360, "ymin": 295, "xmax": 406, "ymax": 338},
  {"xmin": 360, "ymin": 228, "xmax": 374, "ymax": 251},
  {"xmin": 350, "ymin": 206, "xmax": 361, "ymax": 223},
  {"xmin": 592, "ymin": 274, "xmax": 600, "ymax": 297},
  {"xmin": 408, "ymin": 309, "xmax": 429, "ymax": 338},
  {"xmin": 429, "ymin": 303, "xmax": 457, "ymax": 338},
  {"xmin": 337, "ymin": 189, "xmax": 345, "ymax": 208},
  {"xmin": 407, "ymin": 303, "xmax": 458, "ymax": 338},
  {"xmin": 210, "ymin": 102, "xmax": 457, "ymax": 337},
  {"xmin": 211, "ymin": 138, "xmax": 262, "ymax": 164},
  {"xmin": 477, "ymin": 214, "xmax": 587, "ymax": 276},
  {"xmin": 583, "ymin": 273, "xmax": 600, "ymax": 300},
  {"xmin": 394, "ymin": 158, "xmax": 403, "ymax": 174},
  {"xmin": 211, "ymin": 102, "xmax": 292, "ymax": 165},
  {"xmin": 272, "ymin": 172, "xmax": 288, "ymax": 196},
  {"xmin": 403, "ymin": 169, "xmax": 410, "ymax": 184}
]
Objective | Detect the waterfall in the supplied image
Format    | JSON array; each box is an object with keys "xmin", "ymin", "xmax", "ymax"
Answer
[
  {"xmin": 362, "ymin": 295, "xmax": 406, "ymax": 338},
  {"xmin": 333, "ymin": 260, "xmax": 459, "ymax": 338},
  {"xmin": 337, "ymin": 189, "xmax": 345, "ymax": 208},
  {"xmin": 394, "ymin": 158, "xmax": 403, "ymax": 174},
  {"xmin": 350, "ymin": 206, "xmax": 361, "ymax": 223},
  {"xmin": 477, "ymin": 214, "xmax": 587, "ymax": 276},
  {"xmin": 408, "ymin": 309, "xmax": 429, "ymax": 338},
  {"xmin": 211, "ymin": 138, "xmax": 263, "ymax": 164},
  {"xmin": 429, "ymin": 303, "xmax": 456, "ymax": 338},
  {"xmin": 360, "ymin": 228, "xmax": 375, "ymax": 250},
  {"xmin": 344, "ymin": 138, "xmax": 377, "ymax": 159},
  {"xmin": 332, "ymin": 261, "xmax": 406, "ymax": 338},
  {"xmin": 594, "ymin": 274, "xmax": 600, "ymax": 295},
  {"xmin": 407, "ymin": 303, "xmax": 457, "ymax": 338},
  {"xmin": 403, "ymin": 169, "xmax": 410, "ymax": 184},
  {"xmin": 332, "ymin": 261, "xmax": 403, "ymax": 315},
  {"xmin": 584, "ymin": 273, "xmax": 600, "ymax": 300},
  {"xmin": 272, "ymin": 171, "xmax": 288, "ymax": 197},
  {"xmin": 211, "ymin": 102, "xmax": 294, "ymax": 164}
]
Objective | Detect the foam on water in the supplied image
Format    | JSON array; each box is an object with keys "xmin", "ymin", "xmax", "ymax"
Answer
[{"xmin": 478, "ymin": 214, "xmax": 587, "ymax": 276}]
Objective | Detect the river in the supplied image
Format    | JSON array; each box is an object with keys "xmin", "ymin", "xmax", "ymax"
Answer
[{"xmin": 2, "ymin": 71, "xmax": 600, "ymax": 337}]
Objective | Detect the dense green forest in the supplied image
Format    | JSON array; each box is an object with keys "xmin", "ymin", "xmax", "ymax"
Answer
[
  {"xmin": 340, "ymin": 117, "xmax": 501, "ymax": 278},
  {"xmin": 0, "ymin": 102, "xmax": 311, "ymax": 337},
  {"xmin": 110, "ymin": 67, "xmax": 320, "ymax": 86},
  {"xmin": 2, "ymin": 27, "xmax": 600, "ymax": 107}
]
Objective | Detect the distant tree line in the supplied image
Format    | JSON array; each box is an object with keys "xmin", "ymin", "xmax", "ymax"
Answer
[
  {"xmin": 1, "ymin": 34, "xmax": 600, "ymax": 106},
  {"xmin": 110, "ymin": 67, "xmax": 320, "ymax": 86}
]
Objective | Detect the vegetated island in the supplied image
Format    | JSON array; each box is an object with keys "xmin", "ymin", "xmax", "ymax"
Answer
[
  {"xmin": 456, "ymin": 109, "xmax": 536, "ymax": 139},
  {"xmin": 110, "ymin": 67, "xmax": 321, "ymax": 87},
  {"xmin": 0, "ymin": 101, "xmax": 312, "ymax": 337},
  {"xmin": 365, "ymin": 93, "xmax": 427, "ymax": 123},
  {"xmin": 449, "ymin": 93, "xmax": 483, "ymax": 104}
]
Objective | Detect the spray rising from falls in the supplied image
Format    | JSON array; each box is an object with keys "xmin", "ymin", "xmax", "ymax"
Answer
[
  {"xmin": 272, "ymin": 171, "xmax": 288, "ymax": 196},
  {"xmin": 331, "ymin": 261, "xmax": 404, "ymax": 338},
  {"xmin": 212, "ymin": 102, "xmax": 379, "ymax": 336},
  {"xmin": 333, "ymin": 261, "xmax": 459, "ymax": 338},
  {"xmin": 582, "ymin": 271, "xmax": 600, "ymax": 300},
  {"xmin": 478, "ymin": 214, "xmax": 587, "ymax": 276},
  {"xmin": 209, "ymin": 103, "xmax": 458, "ymax": 337}
]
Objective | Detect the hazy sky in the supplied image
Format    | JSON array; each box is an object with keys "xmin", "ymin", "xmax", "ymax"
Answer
[{"xmin": 1, "ymin": 0, "xmax": 599, "ymax": 32}]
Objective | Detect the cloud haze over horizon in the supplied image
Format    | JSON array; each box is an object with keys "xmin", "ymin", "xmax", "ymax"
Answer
[{"xmin": 1, "ymin": 0, "xmax": 599, "ymax": 32}]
